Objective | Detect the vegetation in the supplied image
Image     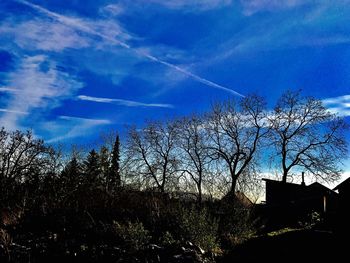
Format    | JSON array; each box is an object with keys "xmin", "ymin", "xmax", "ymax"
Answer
[{"xmin": 0, "ymin": 91, "xmax": 348, "ymax": 262}]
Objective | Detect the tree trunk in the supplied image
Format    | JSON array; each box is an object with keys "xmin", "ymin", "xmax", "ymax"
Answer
[
  {"xmin": 231, "ymin": 176, "xmax": 237, "ymax": 195},
  {"xmin": 197, "ymin": 184, "xmax": 202, "ymax": 205},
  {"xmin": 282, "ymin": 172, "xmax": 288, "ymax": 183}
]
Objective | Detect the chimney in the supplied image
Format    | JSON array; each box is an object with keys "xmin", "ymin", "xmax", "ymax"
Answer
[{"xmin": 301, "ymin": 172, "xmax": 306, "ymax": 186}]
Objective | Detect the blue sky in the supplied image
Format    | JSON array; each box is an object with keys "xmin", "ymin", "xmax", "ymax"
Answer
[{"xmin": 0, "ymin": 0, "xmax": 350, "ymax": 161}]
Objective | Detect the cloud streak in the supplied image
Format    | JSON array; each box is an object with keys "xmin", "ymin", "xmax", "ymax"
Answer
[
  {"xmin": 0, "ymin": 18, "xmax": 90, "ymax": 52},
  {"xmin": 323, "ymin": 95, "xmax": 350, "ymax": 117},
  {"xmin": 240, "ymin": 0, "xmax": 310, "ymax": 16},
  {"xmin": 0, "ymin": 87, "xmax": 21, "ymax": 93},
  {"xmin": 59, "ymin": 115, "xmax": 111, "ymax": 125},
  {"xmin": 134, "ymin": 0, "xmax": 232, "ymax": 11},
  {"xmin": 0, "ymin": 55, "xmax": 82, "ymax": 131},
  {"xmin": 16, "ymin": 0, "xmax": 244, "ymax": 97},
  {"xmin": 46, "ymin": 115, "xmax": 111, "ymax": 143},
  {"xmin": 78, "ymin": 95, "xmax": 174, "ymax": 108},
  {"xmin": 0, "ymin": 108, "xmax": 28, "ymax": 115}
]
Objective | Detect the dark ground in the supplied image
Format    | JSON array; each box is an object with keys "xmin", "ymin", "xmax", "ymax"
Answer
[{"xmin": 220, "ymin": 229, "xmax": 345, "ymax": 262}]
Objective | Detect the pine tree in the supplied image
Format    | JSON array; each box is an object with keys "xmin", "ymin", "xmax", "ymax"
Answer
[
  {"xmin": 109, "ymin": 134, "xmax": 121, "ymax": 190},
  {"xmin": 83, "ymin": 149, "xmax": 101, "ymax": 187},
  {"xmin": 61, "ymin": 156, "xmax": 82, "ymax": 192}
]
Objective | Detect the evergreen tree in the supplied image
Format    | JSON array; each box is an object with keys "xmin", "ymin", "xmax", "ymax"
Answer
[
  {"xmin": 83, "ymin": 149, "xmax": 101, "ymax": 187},
  {"xmin": 61, "ymin": 156, "xmax": 82, "ymax": 192},
  {"xmin": 109, "ymin": 134, "xmax": 121, "ymax": 190}
]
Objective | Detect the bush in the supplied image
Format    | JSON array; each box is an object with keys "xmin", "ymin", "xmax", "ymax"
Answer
[
  {"xmin": 163, "ymin": 204, "xmax": 219, "ymax": 251},
  {"xmin": 218, "ymin": 198, "xmax": 256, "ymax": 247},
  {"xmin": 113, "ymin": 221, "xmax": 151, "ymax": 252},
  {"xmin": 159, "ymin": 231, "xmax": 176, "ymax": 246}
]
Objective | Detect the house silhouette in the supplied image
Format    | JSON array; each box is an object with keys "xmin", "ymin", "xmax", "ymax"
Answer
[
  {"xmin": 333, "ymin": 177, "xmax": 350, "ymax": 235},
  {"xmin": 261, "ymin": 176, "xmax": 338, "ymax": 229}
]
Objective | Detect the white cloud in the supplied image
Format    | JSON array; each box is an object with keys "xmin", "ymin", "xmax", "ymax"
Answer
[
  {"xmin": 0, "ymin": 108, "xmax": 28, "ymax": 115},
  {"xmin": 100, "ymin": 4, "xmax": 124, "ymax": 16},
  {"xmin": 322, "ymin": 95, "xmax": 350, "ymax": 117},
  {"xmin": 59, "ymin": 115, "xmax": 111, "ymax": 124},
  {"xmin": 142, "ymin": 0, "xmax": 232, "ymax": 11},
  {"xmin": 0, "ymin": 55, "xmax": 83, "ymax": 131},
  {"xmin": 0, "ymin": 18, "xmax": 90, "ymax": 52},
  {"xmin": 209, "ymin": 7, "xmax": 350, "ymax": 65},
  {"xmin": 0, "ymin": 87, "xmax": 21, "ymax": 93},
  {"xmin": 16, "ymin": 0, "xmax": 243, "ymax": 96},
  {"xmin": 46, "ymin": 115, "xmax": 111, "ymax": 143},
  {"xmin": 240, "ymin": 0, "xmax": 310, "ymax": 16},
  {"xmin": 77, "ymin": 95, "xmax": 174, "ymax": 108},
  {"xmin": 118, "ymin": 0, "xmax": 232, "ymax": 11},
  {"xmin": 1, "ymin": 2, "xmax": 132, "ymax": 52}
]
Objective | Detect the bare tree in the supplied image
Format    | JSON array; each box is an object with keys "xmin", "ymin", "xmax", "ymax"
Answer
[
  {"xmin": 125, "ymin": 121, "xmax": 178, "ymax": 192},
  {"xmin": 268, "ymin": 90, "xmax": 348, "ymax": 183},
  {"xmin": 205, "ymin": 95, "xmax": 268, "ymax": 194},
  {"xmin": 175, "ymin": 115, "xmax": 211, "ymax": 204},
  {"xmin": 0, "ymin": 128, "xmax": 54, "ymax": 206},
  {"xmin": 0, "ymin": 129, "xmax": 53, "ymax": 181}
]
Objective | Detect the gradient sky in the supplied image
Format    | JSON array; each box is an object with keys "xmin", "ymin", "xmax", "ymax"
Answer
[{"xmin": 0, "ymin": 0, "xmax": 350, "ymax": 171}]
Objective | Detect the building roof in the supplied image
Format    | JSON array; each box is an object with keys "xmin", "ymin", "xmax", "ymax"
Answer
[
  {"xmin": 263, "ymin": 178, "xmax": 337, "ymax": 206},
  {"xmin": 333, "ymin": 177, "xmax": 350, "ymax": 191}
]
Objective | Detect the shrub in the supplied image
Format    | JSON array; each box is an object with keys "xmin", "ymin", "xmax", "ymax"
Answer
[
  {"xmin": 113, "ymin": 221, "xmax": 151, "ymax": 252},
  {"xmin": 164, "ymin": 204, "xmax": 219, "ymax": 251},
  {"xmin": 218, "ymin": 198, "xmax": 256, "ymax": 247},
  {"xmin": 159, "ymin": 231, "xmax": 176, "ymax": 246}
]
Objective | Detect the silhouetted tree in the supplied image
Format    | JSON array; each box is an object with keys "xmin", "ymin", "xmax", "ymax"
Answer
[
  {"xmin": 99, "ymin": 146, "xmax": 110, "ymax": 189},
  {"xmin": 60, "ymin": 155, "xmax": 82, "ymax": 194},
  {"xmin": 268, "ymin": 90, "xmax": 348, "ymax": 183},
  {"xmin": 176, "ymin": 115, "xmax": 211, "ymax": 204},
  {"xmin": 83, "ymin": 149, "xmax": 101, "ymax": 187},
  {"xmin": 0, "ymin": 128, "xmax": 53, "ymax": 206},
  {"xmin": 126, "ymin": 121, "xmax": 178, "ymax": 192},
  {"xmin": 109, "ymin": 134, "xmax": 121, "ymax": 190},
  {"xmin": 206, "ymin": 95, "xmax": 268, "ymax": 194}
]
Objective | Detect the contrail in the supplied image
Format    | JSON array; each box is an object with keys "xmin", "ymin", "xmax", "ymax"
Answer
[
  {"xmin": 78, "ymin": 95, "xmax": 174, "ymax": 108},
  {"xmin": 16, "ymin": 0, "xmax": 244, "ymax": 97}
]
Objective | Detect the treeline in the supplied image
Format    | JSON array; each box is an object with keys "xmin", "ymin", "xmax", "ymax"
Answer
[
  {"xmin": 0, "ymin": 90, "xmax": 348, "ymax": 208},
  {"xmin": 0, "ymin": 90, "xmax": 348, "ymax": 262}
]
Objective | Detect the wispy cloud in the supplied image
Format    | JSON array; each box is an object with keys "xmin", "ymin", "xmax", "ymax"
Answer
[
  {"xmin": 59, "ymin": 115, "xmax": 111, "ymax": 125},
  {"xmin": 323, "ymin": 95, "xmax": 350, "ymax": 117},
  {"xmin": 0, "ymin": 108, "xmax": 28, "ymax": 115},
  {"xmin": 0, "ymin": 55, "xmax": 82, "ymax": 131},
  {"xmin": 134, "ymin": 0, "xmax": 232, "ymax": 11},
  {"xmin": 100, "ymin": 4, "xmax": 124, "ymax": 16},
  {"xmin": 77, "ymin": 95, "xmax": 174, "ymax": 108},
  {"xmin": 16, "ymin": 0, "xmax": 244, "ymax": 97},
  {"xmin": 240, "ymin": 0, "xmax": 311, "ymax": 16},
  {"xmin": 0, "ymin": 18, "xmax": 89, "ymax": 52},
  {"xmin": 0, "ymin": 87, "xmax": 21, "ymax": 93},
  {"xmin": 210, "ymin": 2, "xmax": 350, "ymax": 64},
  {"xmin": 46, "ymin": 115, "xmax": 111, "ymax": 143}
]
